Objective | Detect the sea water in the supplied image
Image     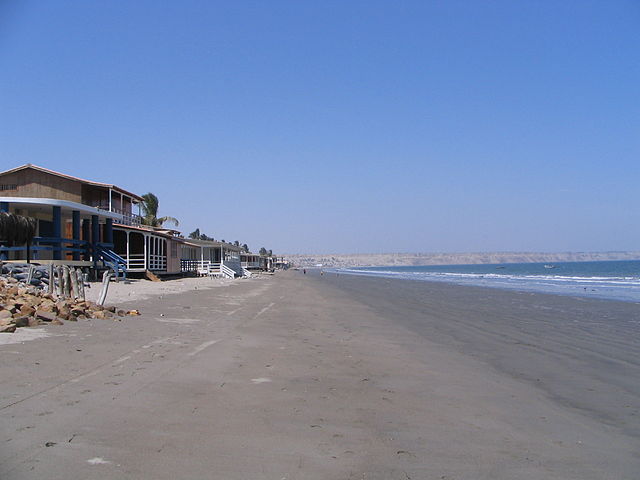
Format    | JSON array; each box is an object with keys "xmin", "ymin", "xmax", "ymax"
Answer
[{"xmin": 336, "ymin": 260, "xmax": 640, "ymax": 303}]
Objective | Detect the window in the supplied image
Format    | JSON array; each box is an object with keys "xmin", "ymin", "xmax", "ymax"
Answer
[
  {"xmin": 171, "ymin": 241, "xmax": 178, "ymax": 258},
  {"xmin": 0, "ymin": 184, "xmax": 17, "ymax": 191}
]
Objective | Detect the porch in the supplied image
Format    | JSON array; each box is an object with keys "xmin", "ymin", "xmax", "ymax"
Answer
[
  {"xmin": 112, "ymin": 226, "xmax": 177, "ymax": 274},
  {"xmin": 180, "ymin": 240, "xmax": 245, "ymax": 278},
  {"xmin": 0, "ymin": 199, "xmax": 125, "ymax": 275}
]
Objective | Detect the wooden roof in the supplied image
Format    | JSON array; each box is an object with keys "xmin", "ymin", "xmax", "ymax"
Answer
[
  {"xmin": 182, "ymin": 238, "xmax": 242, "ymax": 251},
  {"xmin": 0, "ymin": 164, "xmax": 144, "ymax": 202}
]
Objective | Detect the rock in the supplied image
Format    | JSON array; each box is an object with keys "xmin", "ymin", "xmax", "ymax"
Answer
[
  {"xmin": 19, "ymin": 305, "xmax": 36, "ymax": 316},
  {"xmin": 50, "ymin": 319, "xmax": 64, "ymax": 325},
  {"xmin": 0, "ymin": 310, "xmax": 12, "ymax": 320},
  {"xmin": 117, "ymin": 310, "xmax": 126, "ymax": 317},
  {"xmin": 28, "ymin": 317, "xmax": 42, "ymax": 327},
  {"xmin": 93, "ymin": 310, "xmax": 114, "ymax": 319},
  {"xmin": 58, "ymin": 306, "xmax": 71, "ymax": 320},
  {"xmin": 38, "ymin": 301, "xmax": 57, "ymax": 313},
  {"xmin": 127, "ymin": 309, "xmax": 141, "ymax": 316},
  {"xmin": 13, "ymin": 315, "xmax": 31, "ymax": 328},
  {"xmin": 35, "ymin": 310, "xmax": 58, "ymax": 322},
  {"xmin": 0, "ymin": 323, "xmax": 16, "ymax": 333}
]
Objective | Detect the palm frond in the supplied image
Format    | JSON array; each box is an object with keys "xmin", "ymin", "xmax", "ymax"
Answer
[{"xmin": 158, "ymin": 216, "xmax": 179, "ymax": 227}]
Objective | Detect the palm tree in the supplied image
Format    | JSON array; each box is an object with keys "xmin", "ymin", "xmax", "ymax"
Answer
[
  {"xmin": 0, "ymin": 212, "xmax": 37, "ymax": 262},
  {"xmin": 140, "ymin": 193, "xmax": 179, "ymax": 228}
]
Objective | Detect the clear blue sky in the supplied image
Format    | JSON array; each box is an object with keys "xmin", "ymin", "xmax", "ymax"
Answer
[{"xmin": 1, "ymin": 1, "xmax": 638, "ymax": 254}]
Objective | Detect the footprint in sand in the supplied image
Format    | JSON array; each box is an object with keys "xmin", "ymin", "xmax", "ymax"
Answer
[{"xmin": 251, "ymin": 378, "xmax": 272, "ymax": 384}]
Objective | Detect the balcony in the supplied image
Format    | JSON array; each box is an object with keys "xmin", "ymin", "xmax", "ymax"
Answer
[{"xmin": 90, "ymin": 203, "xmax": 142, "ymax": 226}]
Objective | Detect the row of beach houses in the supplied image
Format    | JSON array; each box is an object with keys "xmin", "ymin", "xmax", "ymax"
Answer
[{"xmin": 0, "ymin": 164, "xmax": 287, "ymax": 279}]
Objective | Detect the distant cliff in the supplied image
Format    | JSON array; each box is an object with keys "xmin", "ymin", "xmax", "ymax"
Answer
[{"xmin": 285, "ymin": 251, "xmax": 640, "ymax": 268}]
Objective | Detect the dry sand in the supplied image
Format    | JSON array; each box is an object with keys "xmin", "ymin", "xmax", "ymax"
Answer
[
  {"xmin": 83, "ymin": 275, "xmax": 239, "ymax": 305},
  {"xmin": 1, "ymin": 270, "xmax": 638, "ymax": 479}
]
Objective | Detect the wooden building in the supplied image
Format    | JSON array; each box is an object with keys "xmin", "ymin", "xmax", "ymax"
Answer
[
  {"xmin": 1, "ymin": 164, "xmax": 256, "ymax": 279},
  {"xmin": 180, "ymin": 239, "xmax": 245, "ymax": 278},
  {"xmin": 0, "ymin": 164, "xmax": 142, "ymax": 275},
  {"xmin": 241, "ymin": 252, "xmax": 262, "ymax": 270}
]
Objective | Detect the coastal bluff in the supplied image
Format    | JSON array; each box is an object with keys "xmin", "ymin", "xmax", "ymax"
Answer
[{"xmin": 286, "ymin": 251, "xmax": 640, "ymax": 268}]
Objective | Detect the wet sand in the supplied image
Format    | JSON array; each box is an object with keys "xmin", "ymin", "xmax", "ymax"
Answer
[{"xmin": 1, "ymin": 270, "xmax": 639, "ymax": 479}]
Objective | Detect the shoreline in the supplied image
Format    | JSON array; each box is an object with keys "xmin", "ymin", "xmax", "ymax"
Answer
[
  {"xmin": 1, "ymin": 270, "xmax": 639, "ymax": 478},
  {"xmin": 325, "ymin": 262, "xmax": 640, "ymax": 304}
]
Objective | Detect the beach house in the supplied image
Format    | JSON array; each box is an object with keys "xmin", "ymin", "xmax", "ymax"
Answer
[
  {"xmin": 241, "ymin": 252, "xmax": 262, "ymax": 271},
  {"xmin": 0, "ymin": 164, "xmax": 141, "ymax": 275},
  {"xmin": 1, "ymin": 164, "xmax": 264, "ymax": 279},
  {"xmin": 111, "ymin": 224, "xmax": 186, "ymax": 276},
  {"xmin": 180, "ymin": 238, "xmax": 245, "ymax": 278}
]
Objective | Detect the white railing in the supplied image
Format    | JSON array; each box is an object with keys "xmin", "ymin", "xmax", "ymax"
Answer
[
  {"xmin": 241, "ymin": 267, "xmax": 252, "ymax": 277},
  {"xmin": 181, "ymin": 259, "xmax": 199, "ymax": 272},
  {"xmin": 92, "ymin": 204, "xmax": 142, "ymax": 226},
  {"xmin": 198, "ymin": 261, "xmax": 213, "ymax": 276},
  {"xmin": 220, "ymin": 263, "xmax": 236, "ymax": 279},
  {"xmin": 179, "ymin": 259, "xmax": 237, "ymax": 279},
  {"xmin": 118, "ymin": 253, "xmax": 146, "ymax": 271},
  {"xmin": 148, "ymin": 254, "xmax": 166, "ymax": 271}
]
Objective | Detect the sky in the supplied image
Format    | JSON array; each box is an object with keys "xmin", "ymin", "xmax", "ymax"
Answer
[{"xmin": 0, "ymin": 1, "xmax": 638, "ymax": 254}]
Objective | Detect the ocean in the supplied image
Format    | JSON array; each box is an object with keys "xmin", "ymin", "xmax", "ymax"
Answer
[{"xmin": 335, "ymin": 260, "xmax": 640, "ymax": 303}]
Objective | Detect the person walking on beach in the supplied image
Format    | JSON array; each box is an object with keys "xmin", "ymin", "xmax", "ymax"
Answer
[{"xmin": 303, "ymin": 269, "xmax": 306, "ymax": 275}]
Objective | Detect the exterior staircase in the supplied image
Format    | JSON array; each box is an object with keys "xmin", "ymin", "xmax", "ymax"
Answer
[{"xmin": 95, "ymin": 245, "xmax": 127, "ymax": 280}]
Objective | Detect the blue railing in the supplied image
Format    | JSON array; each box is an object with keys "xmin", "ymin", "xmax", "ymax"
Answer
[
  {"xmin": 95, "ymin": 243, "xmax": 127, "ymax": 279},
  {"xmin": 0, "ymin": 237, "xmax": 88, "ymax": 257},
  {"xmin": 0, "ymin": 237, "xmax": 127, "ymax": 278}
]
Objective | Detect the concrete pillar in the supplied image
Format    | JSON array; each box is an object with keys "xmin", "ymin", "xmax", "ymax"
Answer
[
  {"xmin": 91, "ymin": 215, "xmax": 99, "ymax": 267},
  {"xmin": 91, "ymin": 215, "xmax": 100, "ymax": 245},
  {"xmin": 52, "ymin": 206, "xmax": 62, "ymax": 260},
  {"xmin": 143, "ymin": 235, "xmax": 148, "ymax": 270},
  {"xmin": 72, "ymin": 210, "xmax": 80, "ymax": 261},
  {"xmin": 82, "ymin": 219, "xmax": 90, "ymax": 261},
  {"xmin": 105, "ymin": 218, "xmax": 113, "ymax": 245},
  {"xmin": 0, "ymin": 201, "xmax": 7, "ymax": 260}
]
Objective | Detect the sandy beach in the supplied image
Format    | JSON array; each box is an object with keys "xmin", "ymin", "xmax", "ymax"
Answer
[{"xmin": 1, "ymin": 270, "xmax": 639, "ymax": 479}]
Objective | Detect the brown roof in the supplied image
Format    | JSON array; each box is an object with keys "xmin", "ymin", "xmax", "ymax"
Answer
[
  {"xmin": 112, "ymin": 223, "xmax": 180, "ymax": 241},
  {"xmin": 0, "ymin": 164, "xmax": 144, "ymax": 202}
]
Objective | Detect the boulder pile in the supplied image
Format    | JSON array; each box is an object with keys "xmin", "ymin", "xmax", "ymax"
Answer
[
  {"xmin": 1, "ymin": 262, "xmax": 50, "ymax": 288},
  {"xmin": 0, "ymin": 275, "xmax": 140, "ymax": 333}
]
